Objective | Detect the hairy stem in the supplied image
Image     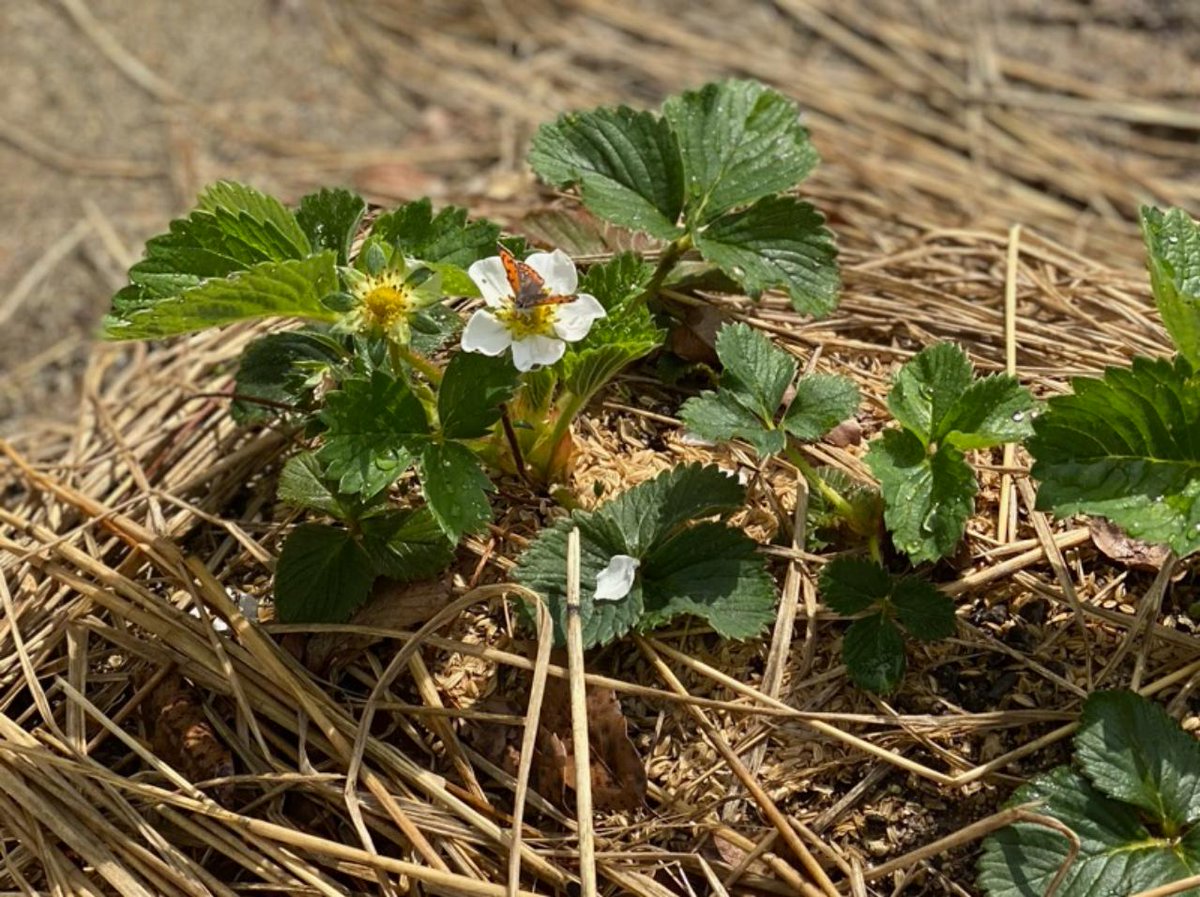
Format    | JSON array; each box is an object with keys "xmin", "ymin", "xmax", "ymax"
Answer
[
  {"xmin": 637, "ymin": 232, "xmax": 693, "ymax": 304},
  {"xmin": 784, "ymin": 443, "xmax": 857, "ymax": 524}
]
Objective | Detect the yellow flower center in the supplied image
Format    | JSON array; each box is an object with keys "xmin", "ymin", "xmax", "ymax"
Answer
[
  {"xmin": 496, "ymin": 304, "xmax": 557, "ymax": 340},
  {"xmin": 360, "ymin": 282, "xmax": 412, "ymax": 332}
]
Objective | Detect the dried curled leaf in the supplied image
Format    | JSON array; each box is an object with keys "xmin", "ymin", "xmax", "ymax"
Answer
[{"xmin": 140, "ymin": 671, "xmax": 233, "ymax": 803}]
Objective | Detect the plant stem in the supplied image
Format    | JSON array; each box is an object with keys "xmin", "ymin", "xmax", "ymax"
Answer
[
  {"xmin": 784, "ymin": 443, "xmax": 856, "ymax": 523},
  {"xmin": 499, "ymin": 402, "xmax": 531, "ymax": 485},
  {"xmin": 637, "ymin": 232, "xmax": 693, "ymax": 305},
  {"xmin": 398, "ymin": 345, "xmax": 444, "ymax": 386}
]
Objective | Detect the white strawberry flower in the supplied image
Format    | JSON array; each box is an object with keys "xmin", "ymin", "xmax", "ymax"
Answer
[
  {"xmin": 593, "ymin": 554, "xmax": 640, "ymax": 603},
  {"xmin": 461, "ymin": 248, "xmax": 607, "ymax": 372}
]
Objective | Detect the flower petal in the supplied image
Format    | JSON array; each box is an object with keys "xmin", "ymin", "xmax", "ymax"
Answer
[
  {"xmin": 551, "ymin": 293, "xmax": 607, "ymax": 342},
  {"xmin": 467, "ymin": 256, "xmax": 512, "ymax": 307},
  {"xmin": 461, "ymin": 310, "xmax": 513, "ymax": 356},
  {"xmin": 511, "ymin": 334, "xmax": 565, "ymax": 371},
  {"xmin": 525, "ymin": 249, "xmax": 578, "ymax": 296},
  {"xmin": 594, "ymin": 555, "xmax": 640, "ymax": 602}
]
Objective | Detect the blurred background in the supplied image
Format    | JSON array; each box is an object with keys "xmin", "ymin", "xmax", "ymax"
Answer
[{"xmin": 2, "ymin": 0, "xmax": 1198, "ymax": 433}]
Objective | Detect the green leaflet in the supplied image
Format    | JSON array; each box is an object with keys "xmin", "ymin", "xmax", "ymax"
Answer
[
  {"xmin": 1028, "ymin": 355, "xmax": 1200, "ymax": 557},
  {"xmin": 1141, "ymin": 205, "xmax": 1200, "ymax": 368}
]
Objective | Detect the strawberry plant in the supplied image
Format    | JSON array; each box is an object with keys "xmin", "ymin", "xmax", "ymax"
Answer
[
  {"xmin": 979, "ymin": 691, "xmax": 1200, "ymax": 897},
  {"xmin": 101, "ymin": 79, "xmax": 839, "ymax": 627}
]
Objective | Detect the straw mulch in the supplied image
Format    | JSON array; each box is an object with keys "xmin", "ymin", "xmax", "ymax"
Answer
[{"xmin": 2, "ymin": 2, "xmax": 1199, "ymax": 895}]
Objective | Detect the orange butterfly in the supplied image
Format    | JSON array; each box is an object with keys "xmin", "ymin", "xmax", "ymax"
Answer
[{"xmin": 498, "ymin": 245, "xmax": 576, "ymax": 310}]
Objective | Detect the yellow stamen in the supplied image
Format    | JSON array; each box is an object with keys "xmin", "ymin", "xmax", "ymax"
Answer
[{"xmin": 496, "ymin": 305, "xmax": 557, "ymax": 340}]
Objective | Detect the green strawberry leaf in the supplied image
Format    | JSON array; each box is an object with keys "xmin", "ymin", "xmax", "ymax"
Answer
[
  {"xmin": 196, "ymin": 180, "xmax": 311, "ymax": 259},
  {"xmin": 513, "ymin": 515, "xmax": 645, "ymax": 648},
  {"xmin": 296, "ymin": 187, "xmax": 366, "ymax": 266},
  {"xmin": 1142, "ymin": 206, "xmax": 1200, "ymax": 367},
  {"xmin": 938, "ymin": 374, "xmax": 1035, "ymax": 450},
  {"xmin": 276, "ymin": 452, "xmax": 354, "ymax": 520},
  {"xmin": 712, "ymin": 322, "xmax": 797, "ymax": 420},
  {"xmin": 1027, "ymin": 355, "xmax": 1200, "ymax": 557},
  {"xmin": 595, "ymin": 463, "xmax": 745, "ymax": 556},
  {"xmin": 891, "ymin": 576, "xmax": 956, "ymax": 641},
  {"xmin": 369, "ymin": 198, "xmax": 500, "ymax": 295},
  {"xmin": 232, "ymin": 329, "xmax": 346, "ymax": 423},
  {"xmin": 559, "ymin": 288, "xmax": 664, "ymax": 403},
  {"xmin": 359, "ymin": 507, "xmax": 456, "ymax": 582},
  {"xmin": 662, "ymin": 79, "xmax": 819, "ymax": 224},
  {"xmin": 1075, "ymin": 690, "xmax": 1200, "ymax": 830},
  {"xmin": 867, "ymin": 430, "xmax": 976, "ymax": 563},
  {"xmin": 275, "ymin": 522, "xmax": 376, "ymax": 623},
  {"xmin": 417, "ymin": 441, "xmax": 493, "ymax": 541},
  {"xmin": 515, "ymin": 464, "xmax": 768, "ymax": 647},
  {"xmin": 842, "ymin": 613, "xmax": 906, "ymax": 693},
  {"xmin": 680, "ymin": 390, "xmax": 785, "ymax": 456},
  {"xmin": 104, "ymin": 253, "xmax": 339, "ymax": 339},
  {"xmin": 529, "ymin": 106, "xmax": 685, "ymax": 241},
  {"xmin": 437, "ymin": 351, "xmax": 520, "ymax": 440},
  {"xmin": 818, "ymin": 556, "xmax": 892, "ymax": 615},
  {"xmin": 783, "ymin": 374, "xmax": 860, "ymax": 442},
  {"xmin": 640, "ymin": 522, "xmax": 776, "ymax": 638},
  {"xmin": 693, "ymin": 196, "xmax": 839, "ymax": 317},
  {"xmin": 317, "ymin": 370, "xmax": 430, "ymax": 497},
  {"xmin": 888, "ymin": 342, "xmax": 974, "ymax": 443},
  {"xmin": 979, "ymin": 767, "xmax": 1200, "ymax": 897},
  {"xmin": 579, "ymin": 251, "xmax": 654, "ymax": 308}
]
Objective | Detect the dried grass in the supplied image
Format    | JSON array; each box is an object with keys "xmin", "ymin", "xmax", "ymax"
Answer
[{"xmin": 2, "ymin": 1, "xmax": 1199, "ymax": 894}]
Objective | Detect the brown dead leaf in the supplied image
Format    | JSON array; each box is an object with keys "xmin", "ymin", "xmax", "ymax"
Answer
[
  {"xmin": 141, "ymin": 671, "xmax": 233, "ymax": 803},
  {"xmin": 535, "ymin": 651, "xmax": 647, "ymax": 813},
  {"xmin": 303, "ymin": 577, "xmax": 453, "ymax": 675},
  {"xmin": 825, "ymin": 417, "xmax": 863, "ymax": 447},
  {"xmin": 1089, "ymin": 517, "xmax": 1171, "ymax": 571},
  {"xmin": 667, "ymin": 303, "xmax": 723, "ymax": 366}
]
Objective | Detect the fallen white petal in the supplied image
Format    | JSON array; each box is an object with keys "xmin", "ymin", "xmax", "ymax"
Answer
[
  {"xmin": 461, "ymin": 310, "xmax": 513, "ymax": 355},
  {"xmin": 511, "ymin": 334, "xmax": 565, "ymax": 371},
  {"xmin": 594, "ymin": 555, "xmax": 640, "ymax": 602},
  {"xmin": 467, "ymin": 256, "xmax": 513, "ymax": 307},
  {"xmin": 525, "ymin": 249, "xmax": 578, "ymax": 296},
  {"xmin": 552, "ymin": 293, "xmax": 606, "ymax": 342}
]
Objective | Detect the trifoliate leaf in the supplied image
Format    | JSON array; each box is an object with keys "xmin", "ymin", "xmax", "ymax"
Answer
[
  {"xmin": 640, "ymin": 522, "xmax": 775, "ymax": 638},
  {"xmin": 1027, "ymin": 355, "xmax": 1200, "ymax": 557},
  {"xmin": 417, "ymin": 441, "xmax": 493, "ymax": 541},
  {"xmin": 579, "ymin": 252, "xmax": 654, "ymax": 308},
  {"xmin": 296, "ymin": 187, "xmax": 366, "ymax": 266},
  {"xmin": 1142, "ymin": 206, "xmax": 1200, "ymax": 368},
  {"xmin": 783, "ymin": 374, "xmax": 860, "ymax": 442},
  {"xmin": 818, "ymin": 556, "xmax": 892, "ymax": 615},
  {"xmin": 867, "ymin": 430, "xmax": 976, "ymax": 563},
  {"xmin": 713, "ymin": 322, "xmax": 797, "ymax": 420},
  {"xmin": 891, "ymin": 577, "xmax": 956, "ymax": 640},
  {"xmin": 359, "ymin": 507, "xmax": 456, "ymax": 581},
  {"xmin": 275, "ymin": 523, "xmax": 375, "ymax": 623},
  {"xmin": 842, "ymin": 613, "xmax": 906, "ymax": 693},
  {"xmin": 515, "ymin": 464, "xmax": 768, "ymax": 647},
  {"xmin": 693, "ymin": 196, "xmax": 839, "ymax": 317},
  {"xmin": 104, "ymin": 254, "xmax": 339, "ymax": 339},
  {"xmin": 317, "ymin": 370, "xmax": 429, "ymax": 497},
  {"xmin": 369, "ymin": 199, "xmax": 500, "ymax": 295},
  {"xmin": 680, "ymin": 390, "xmax": 785, "ymax": 456},
  {"xmin": 662, "ymin": 79, "xmax": 819, "ymax": 224},
  {"xmin": 232, "ymin": 329, "xmax": 346, "ymax": 423},
  {"xmin": 1075, "ymin": 690, "xmax": 1200, "ymax": 830},
  {"xmin": 529, "ymin": 107, "xmax": 685, "ymax": 241},
  {"xmin": 437, "ymin": 351, "xmax": 520, "ymax": 440},
  {"xmin": 979, "ymin": 766, "xmax": 1200, "ymax": 897},
  {"xmin": 277, "ymin": 452, "xmax": 353, "ymax": 520}
]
